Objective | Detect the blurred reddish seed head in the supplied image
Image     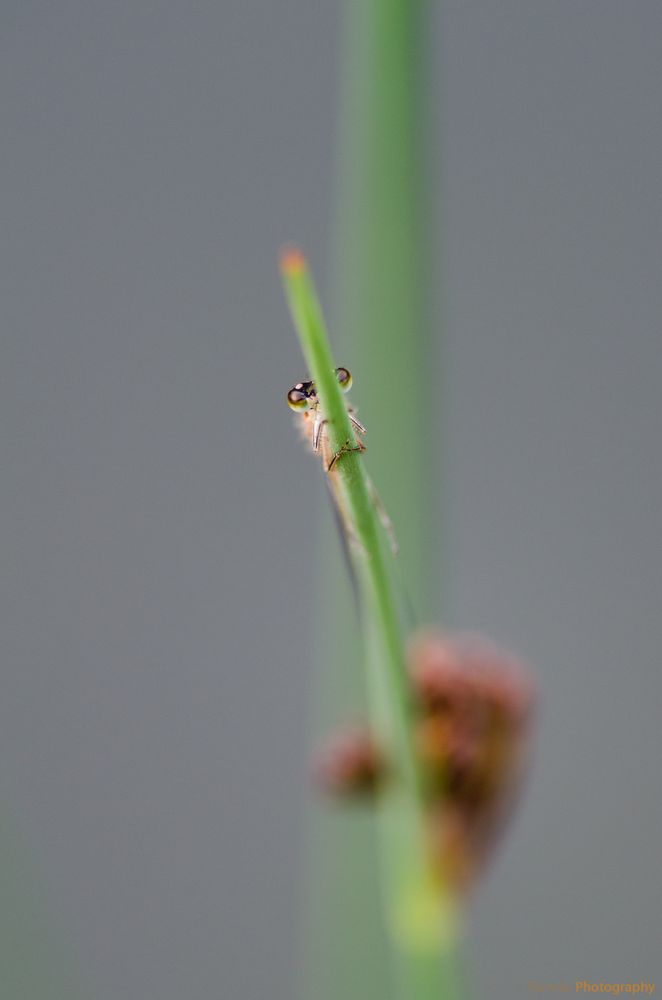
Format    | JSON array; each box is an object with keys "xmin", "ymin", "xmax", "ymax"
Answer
[
  {"xmin": 313, "ymin": 629, "xmax": 535, "ymax": 897},
  {"xmin": 314, "ymin": 727, "xmax": 387, "ymax": 799},
  {"xmin": 407, "ymin": 628, "xmax": 536, "ymax": 894},
  {"xmin": 408, "ymin": 629, "xmax": 533, "ymax": 726}
]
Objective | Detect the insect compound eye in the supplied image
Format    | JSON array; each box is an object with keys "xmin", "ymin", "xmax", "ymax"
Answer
[
  {"xmin": 335, "ymin": 367, "xmax": 352, "ymax": 393},
  {"xmin": 287, "ymin": 387, "xmax": 310, "ymax": 411}
]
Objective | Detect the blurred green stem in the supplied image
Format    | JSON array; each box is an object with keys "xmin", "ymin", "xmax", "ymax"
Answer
[
  {"xmin": 332, "ymin": 0, "xmax": 436, "ymax": 620},
  {"xmin": 329, "ymin": 0, "xmax": 461, "ymax": 995},
  {"xmin": 296, "ymin": 0, "xmax": 461, "ymax": 996}
]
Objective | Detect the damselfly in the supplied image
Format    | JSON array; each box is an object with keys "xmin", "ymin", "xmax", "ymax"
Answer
[
  {"xmin": 286, "ymin": 366, "xmax": 366, "ymax": 470},
  {"xmin": 286, "ymin": 367, "xmax": 397, "ymax": 555}
]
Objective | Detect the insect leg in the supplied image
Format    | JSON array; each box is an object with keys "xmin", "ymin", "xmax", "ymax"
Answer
[
  {"xmin": 312, "ymin": 415, "xmax": 326, "ymax": 453},
  {"xmin": 328, "ymin": 439, "xmax": 364, "ymax": 472},
  {"xmin": 349, "ymin": 412, "xmax": 366, "ymax": 435}
]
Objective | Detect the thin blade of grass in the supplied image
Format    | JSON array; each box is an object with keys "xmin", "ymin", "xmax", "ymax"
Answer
[{"xmin": 281, "ymin": 252, "xmax": 463, "ymax": 999}]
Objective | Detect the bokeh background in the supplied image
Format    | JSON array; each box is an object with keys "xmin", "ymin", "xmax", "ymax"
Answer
[{"xmin": 1, "ymin": 2, "xmax": 661, "ymax": 998}]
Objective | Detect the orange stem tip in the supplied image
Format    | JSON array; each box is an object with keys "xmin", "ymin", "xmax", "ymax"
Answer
[{"xmin": 279, "ymin": 245, "xmax": 307, "ymax": 277}]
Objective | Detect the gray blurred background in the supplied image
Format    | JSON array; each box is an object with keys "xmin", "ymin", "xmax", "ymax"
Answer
[{"xmin": 1, "ymin": 2, "xmax": 661, "ymax": 998}]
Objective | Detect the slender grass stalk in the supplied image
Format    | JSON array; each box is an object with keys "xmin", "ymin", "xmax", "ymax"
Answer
[
  {"xmin": 281, "ymin": 248, "xmax": 416, "ymax": 793},
  {"xmin": 281, "ymin": 252, "xmax": 463, "ymax": 1000}
]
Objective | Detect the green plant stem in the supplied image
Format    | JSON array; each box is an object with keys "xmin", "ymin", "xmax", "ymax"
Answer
[
  {"xmin": 282, "ymin": 252, "xmax": 416, "ymax": 789},
  {"xmin": 281, "ymin": 253, "xmax": 463, "ymax": 1000}
]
